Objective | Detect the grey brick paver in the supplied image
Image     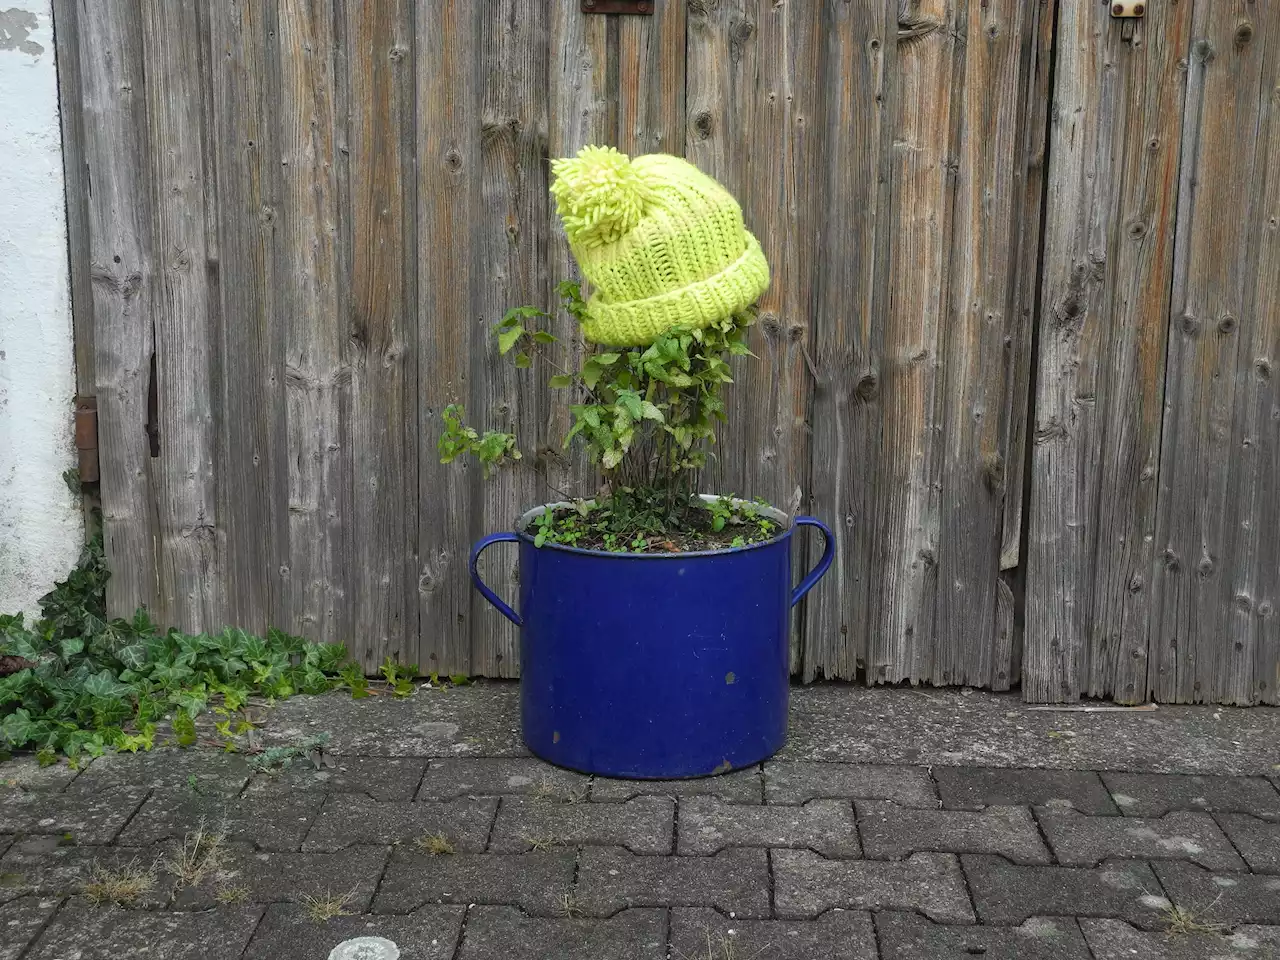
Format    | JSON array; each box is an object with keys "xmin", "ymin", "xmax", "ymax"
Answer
[
  {"xmin": 935, "ymin": 767, "xmax": 1117, "ymax": 814},
  {"xmin": 488, "ymin": 796, "xmax": 673, "ymax": 854},
  {"xmin": 119, "ymin": 791, "xmax": 323, "ymax": 852},
  {"xmin": 0, "ymin": 896, "xmax": 61, "ymax": 960},
  {"xmin": 670, "ymin": 907, "xmax": 878, "ymax": 960},
  {"xmin": 171, "ymin": 843, "xmax": 388, "ymax": 911},
  {"xmin": 69, "ymin": 750, "xmax": 251, "ymax": 797},
  {"xmin": 24, "ymin": 900, "xmax": 263, "ymax": 960},
  {"xmin": 962, "ymin": 854, "xmax": 1166, "ymax": 928},
  {"xmin": 244, "ymin": 903, "xmax": 464, "ymax": 960},
  {"xmin": 763, "ymin": 762, "xmax": 936, "ymax": 807},
  {"xmin": 0, "ymin": 788, "xmax": 148, "ymax": 845},
  {"xmin": 593, "ymin": 768, "xmax": 762, "ymax": 803},
  {"xmin": 576, "ymin": 846, "xmax": 771, "ymax": 918},
  {"xmin": 678, "ymin": 796, "xmax": 860, "ymax": 857},
  {"xmin": 877, "ymin": 912, "xmax": 1093, "ymax": 959},
  {"xmin": 857, "ymin": 800, "xmax": 1051, "ymax": 864},
  {"xmin": 417, "ymin": 758, "xmax": 588, "ymax": 801},
  {"xmin": 1102, "ymin": 772, "xmax": 1280, "ymax": 819},
  {"xmin": 772, "ymin": 849, "xmax": 974, "ymax": 922},
  {"xmin": 0, "ymin": 841, "xmax": 175, "ymax": 907},
  {"xmin": 0, "ymin": 756, "xmax": 81, "ymax": 793},
  {"xmin": 374, "ymin": 850, "xmax": 575, "ymax": 915},
  {"xmin": 1080, "ymin": 918, "xmax": 1280, "ymax": 960},
  {"xmin": 1214, "ymin": 813, "xmax": 1280, "ymax": 873},
  {"xmin": 302, "ymin": 795, "xmax": 496, "ymax": 852},
  {"xmin": 457, "ymin": 906, "xmax": 667, "ymax": 960},
  {"xmin": 1038, "ymin": 809, "xmax": 1247, "ymax": 871},
  {"xmin": 248, "ymin": 755, "xmax": 428, "ymax": 802},
  {"xmin": 1154, "ymin": 861, "xmax": 1280, "ymax": 924}
]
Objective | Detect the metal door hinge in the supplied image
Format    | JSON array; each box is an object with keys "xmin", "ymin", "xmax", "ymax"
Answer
[
  {"xmin": 74, "ymin": 396, "xmax": 99, "ymax": 484},
  {"xmin": 1110, "ymin": 1, "xmax": 1145, "ymax": 17},
  {"xmin": 582, "ymin": 0, "xmax": 653, "ymax": 14}
]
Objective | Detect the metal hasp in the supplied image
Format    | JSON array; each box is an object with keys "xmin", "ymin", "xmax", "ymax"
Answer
[
  {"xmin": 1110, "ymin": 1, "xmax": 1145, "ymax": 16},
  {"xmin": 582, "ymin": 0, "xmax": 654, "ymax": 14},
  {"xmin": 74, "ymin": 396, "xmax": 99, "ymax": 484}
]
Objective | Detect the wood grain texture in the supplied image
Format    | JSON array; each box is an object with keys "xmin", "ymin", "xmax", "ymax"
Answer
[
  {"xmin": 346, "ymin": 0, "xmax": 417, "ymax": 669},
  {"xmin": 868, "ymin": 0, "xmax": 957, "ymax": 685},
  {"xmin": 76, "ymin": 1, "xmax": 161, "ymax": 620},
  {"xmin": 471, "ymin": 0, "xmax": 549, "ymax": 678},
  {"xmin": 1150, "ymin": 0, "xmax": 1276, "ymax": 705},
  {"xmin": 617, "ymin": 0, "xmax": 685, "ymax": 156},
  {"xmin": 804, "ymin": 0, "xmax": 893, "ymax": 681},
  {"xmin": 208, "ymin": 0, "xmax": 285, "ymax": 633},
  {"xmin": 277, "ymin": 0, "xmax": 351, "ymax": 646},
  {"xmin": 417, "ymin": 0, "xmax": 479, "ymax": 676}
]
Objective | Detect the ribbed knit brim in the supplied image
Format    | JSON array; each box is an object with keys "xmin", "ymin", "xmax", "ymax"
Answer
[{"xmin": 581, "ymin": 232, "xmax": 770, "ymax": 347}]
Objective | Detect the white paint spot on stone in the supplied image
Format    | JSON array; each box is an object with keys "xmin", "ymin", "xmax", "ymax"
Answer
[
  {"xmin": 506, "ymin": 775, "xmax": 532, "ymax": 787},
  {"xmin": 1212, "ymin": 876, "xmax": 1239, "ymax": 888},
  {"xmin": 1112, "ymin": 794, "xmax": 1138, "ymax": 807},
  {"xmin": 328, "ymin": 936, "xmax": 400, "ymax": 960},
  {"xmin": 1139, "ymin": 894, "xmax": 1172, "ymax": 911},
  {"xmin": 1227, "ymin": 932, "xmax": 1260, "ymax": 950},
  {"xmin": 1099, "ymin": 869, "xmax": 1140, "ymax": 890}
]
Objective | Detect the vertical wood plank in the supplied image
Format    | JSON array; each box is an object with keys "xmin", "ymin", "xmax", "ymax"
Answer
[
  {"xmin": 277, "ymin": 0, "xmax": 351, "ymax": 645},
  {"xmin": 347, "ymin": 0, "xmax": 417, "ymax": 669},
  {"xmin": 867, "ymin": 0, "xmax": 959, "ymax": 685},
  {"xmin": 804, "ymin": 0, "xmax": 893, "ymax": 681},
  {"xmin": 209, "ymin": 0, "xmax": 286, "ymax": 633},
  {"xmin": 617, "ymin": 0, "xmax": 685, "ymax": 155},
  {"xmin": 471, "ymin": 0, "xmax": 549, "ymax": 678},
  {"xmin": 417, "ymin": 0, "xmax": 478, "ymax": 676},
  {"xmin": 77, "ymin": 1, "xmax": 160, "ymax": 619},
  {"xmin": 1151, "ymin": 0, "xmax": 1274, "ymax": 704}
]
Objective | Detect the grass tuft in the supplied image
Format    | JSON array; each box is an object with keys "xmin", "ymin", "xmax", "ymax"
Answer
[
  {"xmin": 165, "ymin": 820, "xmax": 228, "ymax": 888},
  {"xmin": 301, "ymin": 888, "xmax": 355, "ymax": 921},
  {"xmin": 415, "ymin": 833, "xmax": 455, "ymax": 856},
  {"xmin": 83, "ymin": 859, "xmax": 157, "ymax": 906}
]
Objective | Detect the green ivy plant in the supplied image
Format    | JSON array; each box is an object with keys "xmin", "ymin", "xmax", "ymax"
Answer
[
  {"xmin": 0, "ymin": 535, "xmax": 357, "ymax": 762},
  {"xmin": 438, "ymin": 282, "xmax": 774, "ymax": 552}
]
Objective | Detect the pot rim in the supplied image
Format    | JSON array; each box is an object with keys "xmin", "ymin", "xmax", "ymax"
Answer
[{"xmin": 514, "ymin": 494, "xmax": 794, "ymax": 560}]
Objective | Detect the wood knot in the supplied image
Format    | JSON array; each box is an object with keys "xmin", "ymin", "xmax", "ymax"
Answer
[
  {"xmin": 1193, "ymin": 38, "xmax": 1215, "ymax": 63},
  {"xmin": 1217, "ymin": 314, "xmax": 1238, "ymax": 335},
  {"xmin": 1179, "ymin": 314, "xmax": 1201, "ymax": 336},
  {"xmin": 855, "ymin": 373, "xmax": 879, "ymax": 401},
  {"xmin": 1127, "ymin": 220, "xmax": 1147, "ymax": 240},
  {"xmin": 444, "ymin": 149, "xmax": 462, "ymax": 171},
  {"xmin": 1162, "ymin": 549, "xmax": 1180, "ymax": 572},
  {"xmin": 1255, "ymin": 357, "xmax": 1272, "ymax": 381},
  {"xmin": 1234, "ymin": 21, "xmax": 1253, "ymax": 47},
  {"xmin": 693, "ymin": 110, "xmax": 714, "ymax": 140},
  {"xmin": 1128, "ymin": 573, "xmax": 1144, "ymax": 593},
  {"xmin": 1196, "ymin": 555, "xmax": 1215, "ymax": 579}
]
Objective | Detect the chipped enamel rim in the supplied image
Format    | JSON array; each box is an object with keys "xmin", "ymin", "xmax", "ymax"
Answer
[{"xmin": 328, "ymin": 937, "xmax": 400, "ymax": 960}]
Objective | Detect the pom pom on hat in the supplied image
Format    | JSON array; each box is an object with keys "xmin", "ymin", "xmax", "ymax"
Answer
[{"xmin": 550, "ymin": 146, "xmax": 651, "ymax": 250}]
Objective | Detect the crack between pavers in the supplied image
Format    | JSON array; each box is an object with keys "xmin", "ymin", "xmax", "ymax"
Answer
[
  {"xmin": 233, "ymin": 903, "xmax": 270, "ymax": 960},
  {"xmin": 411, "ymin": 759, "xmax": 434, "ymax": 802},
  {"xmin": 766, "ymin": 848, "xmax": 777, "ymax": 919},
  {"xmin": 672, "ymin": 797, "xmax": 680, "ymax": 856},
  {"xmin": 1028, "ymin": 804, "xmax": 1061, "ymax": 867},
  {"xmin": 363, "ymin": 844, "xmax": 394, "ymax": 915},
  {"xmin": 1209, "ymin": 810, "xmax": 1259, "ymax": 873},
  {"xmin": 107, "ymin": 787, "xmax": 154, "ymax": 844},
  {"xmin": 13, "ymin": 894, "xmax": 69, "ymax": 960},
  {"xmin": 483, "ymin": 796, "xmax": 501, "ymax": 852},
  {"xmin": 450, "ymin": 903, "xmax": 471, "ymax": 960}
]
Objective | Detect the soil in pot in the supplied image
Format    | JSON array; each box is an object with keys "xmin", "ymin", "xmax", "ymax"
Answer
[{"xmin": 527, "ymin": 491, "xmax": 781, "ymax": 553}]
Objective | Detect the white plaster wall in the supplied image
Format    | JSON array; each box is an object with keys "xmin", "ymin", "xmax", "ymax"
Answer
[{"xmin": 0, "ymin": 0, "xmax": 82, "ymax": 617}]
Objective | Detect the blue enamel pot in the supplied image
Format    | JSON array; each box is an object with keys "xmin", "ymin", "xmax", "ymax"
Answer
[{"xmin": 468, "ymin": 497, "xmax": 835, "ymax": 779}]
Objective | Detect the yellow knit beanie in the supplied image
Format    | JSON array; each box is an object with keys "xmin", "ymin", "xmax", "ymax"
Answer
[{"xmin": 550, "ymin": 146, "xmax": 770, "ymax": 347}]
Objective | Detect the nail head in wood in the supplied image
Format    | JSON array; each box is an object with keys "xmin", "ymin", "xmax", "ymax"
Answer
[
  {"xmin": 581, "ymin": 0, "xmax": 655, "ymax": 14},
  {"xmin": 1110, "ymin": 0, "xmax": 1145, "ymax": 17}
]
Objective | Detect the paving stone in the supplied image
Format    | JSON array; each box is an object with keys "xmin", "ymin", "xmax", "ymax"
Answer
[
  {"xmin": 0, "ymin": 841, "xmax": 174, "ymax": 907},
  {"xmin": 772, "ymin": 849, "xmax": 974, "ymax": 922},
  {"xmin": 457, "ymin": 906, "xmax": 667, "ymax": 960},
  {"xmin": 857, "ymin": 800, "xmax": 1050, "ymax": 864},
  {"xmin": 593, "ymin": 768, "xmax": 762, "ymax": 804},
  {"xmin": 877, "ymin": 912, "xmax": 1093, "ymax": 960},
  {"xmin": 1080, "ymin": 918, "xmax": 1280, "ymax": 960},
  {"xmin": 488, "ymin": 796, "xmax": 673, "ymax": 854},
  {"xmin": 0, "ymin": 787, "xmax": 147, "ymax": 844},
  {"xmin": 375, "ymin": 850, "xmax": 575, "ymax": 915},
  {"xmin": 248, "ymin": 756, "xmax": 428, "ymax": 801},
  {"xmin": 1102, "ymin": 772, "xmax": 1280, "ymax": 820},
  {"xmin": 24, "ymin": 899, "xmax": 263, "ymax": 959},
  {"xmin": 1038, "ymin": 809, "xmax": 1248, "ymax": 871},
  {"xmin": 417, "ymin": 758, "xmax": 588, "ymax": 801},
  {"xmin": 171, "ymin": 842, "xmax": 387, "ymax": 911},
  {"xmin": 68, "ymin": 750, "xmax": 252, "ymax": 797},
  {"xmin": 1214, "ymin": 813, "xmax": 1280, "ymax": 873},
  {"xmin": 303, "ymin": 796, "xmax": 497, "ymax": 852},
  {"xmin": 671, "ymin": 907, "xmax": 878, "ymax": 960},
  {"xmin": 0, "ymin": 895, "xmax": 61, "ymax": 960},
  {"xmin": 764, "ymin": 762, "xmax": 936, "ymax": 807},
  {"xmin": 963, "ymin": 854, "xmax": 1166, "ymax": 928},
  {"xmin": 576, "ymin": 846, "xmax": 770, "ymax": 918},
  {"xmin": 118, "ymin": 790, "xmax": 323, "ymax": 851},
  {"xmin": 935, "ymin": 766, "xmax": 1117, "ymax": 814},
  {"xmin": 244, "ymin": 903, "xmax": 465, "ymax": 960},
  {"xmin": 0, "ymin": 836, "xmax": 11, "ymax": 860},
  {"xmin": 1155, "ymin": 861, "xmax": 1280, "ymax": 925},
  {"xmin": 0, "ymin": 756, "xmax": 81, "ymax": 792},
  {"xmin": 678, "ymin": 797, "xmax": 860, "ymax": 857}
]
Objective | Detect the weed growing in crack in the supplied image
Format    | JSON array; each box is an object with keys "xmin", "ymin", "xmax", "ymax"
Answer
[
  {"xmin": 214, "ymin": 884, "xmax": 249, "ymax": 905},
  {"xmin": 560, "ymin": 893, "xmax": 584, "ymax": 919},
  {"xmin": 165, "ymin": 820, "xmax": 228, "ymax": 888},
  {"xmin": 83, "ymin": 859, "xmax": 157, "ymax": 907},
  {"xmin": 1162, "ymin": 900, "xmax": 1228, "ymax": 936},
  {"xmin": 301, "ymin": 888, "xmax": 356, "ymax": 921},
  {"xmin": 415, "ymin": 833, "xmax": 455, "ymax": 856},
  {"xmin": 520, "ymin": 834, "xmax": 558, "ymax": 852}
]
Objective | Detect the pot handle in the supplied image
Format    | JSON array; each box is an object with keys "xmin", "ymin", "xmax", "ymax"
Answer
[
  {"xmin": 469, "ymin": 533, "xmax": 523, "ymax": 627},
  {"xmin": 791, "ymin": 517, "xmax": 835, "ymax": 608}
]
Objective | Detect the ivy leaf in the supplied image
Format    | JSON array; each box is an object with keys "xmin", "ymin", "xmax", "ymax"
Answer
[
  {"xmin": 639, "ymin": 401, "xmax": 665, "ymax": 423},
  {"xmin": 498, "ymin": 326, "xmax": 524, "ymax": 355},
  {"xmin": 548, "ymin": 374, "xmax": 574, "ymax": 389},
  {"xmin": 581, "ymin": 359, "xmax": 604, "ymax": 390},
  {"xmin": 514, "ymin": 352, "xmax": 532, "ymax": 369},
  {"xmin": 172, "ymin": 711, "xmax": 197, "ymax": 747},
  {"xmin": 532, "ymin": 331, "xmax": 557, "ymax": 344},
  {"xmin": 82, "ymin": 670, "xmax": 134, "ymax": 699},
  {"xmin": 595, "ymin": 353, "xmax": 621, "ymax": 366},
  {"xmin": 59, "ymin": 637, "xmax": 85, "ymax": 660}
]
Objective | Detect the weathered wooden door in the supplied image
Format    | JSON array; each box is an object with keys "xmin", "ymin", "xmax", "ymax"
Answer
[{"xmin": 1026, "ymin": 0, "xmax": 1280, "ymax": 704}]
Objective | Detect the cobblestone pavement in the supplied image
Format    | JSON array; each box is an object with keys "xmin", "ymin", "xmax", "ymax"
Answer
[{"xmin": 2, "ymin": 684, "xmax": 1278, "ymax": 959}]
